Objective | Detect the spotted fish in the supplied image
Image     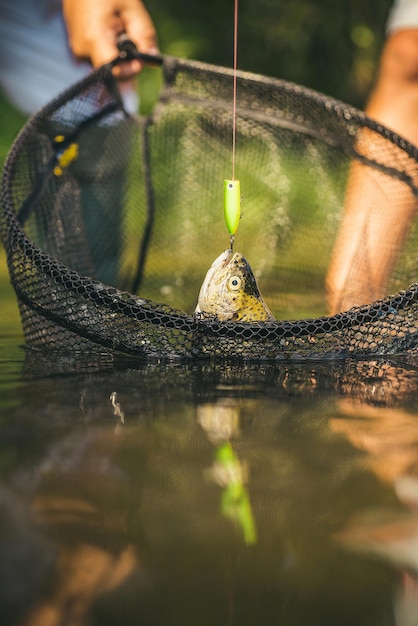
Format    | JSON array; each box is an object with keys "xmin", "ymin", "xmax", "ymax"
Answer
[{"xmin": 195, "ymin": 249, "xmax": 274, "ymax": 322}]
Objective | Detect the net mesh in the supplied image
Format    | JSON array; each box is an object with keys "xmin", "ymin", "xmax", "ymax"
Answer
[{"xmin": 2, "ymin": 54, "xmax": 418, "ymax": 361}]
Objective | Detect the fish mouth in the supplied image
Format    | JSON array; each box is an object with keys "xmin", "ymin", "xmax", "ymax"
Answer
[
  {"xmin": 216, "ymin": 249, "xmax": 233, "ymax": 269},
  {"xmin": 195, "ymin": 249, "xmax": 232, "ymax": 315},
  {"xmin": 206, "ymin": 249, "xmax": 233, "ymax": 281}
]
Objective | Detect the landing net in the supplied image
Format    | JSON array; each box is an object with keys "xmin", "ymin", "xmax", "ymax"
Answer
[{"xmin": 1, "ymin": 53, "xmax": 418, "ymax": 360}]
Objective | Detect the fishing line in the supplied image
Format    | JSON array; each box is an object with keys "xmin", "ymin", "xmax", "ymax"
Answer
[
  {"xmin": 224, "ymin": 0, "xmax": 241, "ymax": 249},
  {"xmin": 232, "ymin": 0, "xmax": 238, "ymax": 181}
]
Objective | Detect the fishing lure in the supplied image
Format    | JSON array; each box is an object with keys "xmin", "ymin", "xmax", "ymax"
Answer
[
  {"xmin": 53, "ymin": 135, "xmax": 79, "ymax": 176},
  {"xmin": 224, "ymin": 179, "xmax": 241, "ymax": 237}
]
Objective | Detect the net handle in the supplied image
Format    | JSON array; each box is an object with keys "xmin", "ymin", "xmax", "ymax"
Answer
[{"xmin": 114, "ymin": 33, "xmax": 163, "ymax": 66}]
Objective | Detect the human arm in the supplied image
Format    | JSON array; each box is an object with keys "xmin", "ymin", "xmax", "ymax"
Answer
[
  {"xmin": 326, "ymin": 29, "xmax": 418, "ymax": 313},
  {"xmin": 62, "ymin": 0, "xmax": 159, "ymax": 77}
]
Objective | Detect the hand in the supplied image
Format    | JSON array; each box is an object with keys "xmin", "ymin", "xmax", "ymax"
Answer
[{"xmin": 62, "ymin": 0, "xmax": 159, "ymax": 78}]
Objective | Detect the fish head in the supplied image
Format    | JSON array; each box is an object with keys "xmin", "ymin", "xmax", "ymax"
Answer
[{"xmin": 195, "ymin": 249, "xmax": 274, "ymax": 322}]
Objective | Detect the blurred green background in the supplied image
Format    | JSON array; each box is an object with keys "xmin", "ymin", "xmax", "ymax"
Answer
[
  {"xmin": 150, "ymin": 0, "xmax": 391, "ymax": 108},
  {"xmin": 0, "ymin": 0, "xmax": 394, "ymax": 334}
]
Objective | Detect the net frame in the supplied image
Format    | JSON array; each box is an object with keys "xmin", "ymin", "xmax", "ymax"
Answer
[{"xmin": 2, "ymin": 53, "xmax": 418, "ymax": 362}]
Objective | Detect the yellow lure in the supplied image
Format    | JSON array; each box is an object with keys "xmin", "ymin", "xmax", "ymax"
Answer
[
  {"xmin": 223, "ymin": 179, "xmax": 241, "ymax": 236},
  {"xmin": 53, "ymin": 135, "xmax": 79, "ymax": 176}
]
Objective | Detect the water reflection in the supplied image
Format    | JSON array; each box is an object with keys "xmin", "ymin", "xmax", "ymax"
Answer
[
  {"xmin": 1, "ymin": 354, "xmax": 418, "ymax": 625},
  {"xmin": 199, "ymin": 401, "xmax": 257, "ymax": 545},
  {"xmin": 330, "ymin": 383, "xmax": 418, "ymax": 626}
]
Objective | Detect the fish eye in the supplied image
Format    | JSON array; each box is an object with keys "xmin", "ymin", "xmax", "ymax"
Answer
[{"xmin": 228, "ymin": 276, "xmax": 242, "ymax": 291}]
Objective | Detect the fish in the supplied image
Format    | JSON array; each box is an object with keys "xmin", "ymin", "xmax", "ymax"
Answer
[{"xmin": 195, "ymin": 249, "xmax": 274, "ymax": 322}]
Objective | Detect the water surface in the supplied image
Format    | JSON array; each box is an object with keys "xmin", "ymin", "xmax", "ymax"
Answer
[{"xmin": 2, "ymin": 322, "xmax": 418, "ymax": 626}]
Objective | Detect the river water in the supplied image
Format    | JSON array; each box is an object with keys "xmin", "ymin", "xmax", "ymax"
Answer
[{"xmin": 1, "ymin": 279, "xmax": 418, "ymax": 626}]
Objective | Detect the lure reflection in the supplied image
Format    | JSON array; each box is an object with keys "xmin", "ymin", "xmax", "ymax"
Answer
[
  {"xmin": 198, "ymin": 401, "xmax": 257, "ymax": 545},
  {"xmin": 208, "ymin": 441, "xmax": 257, "ymax": 545}
]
